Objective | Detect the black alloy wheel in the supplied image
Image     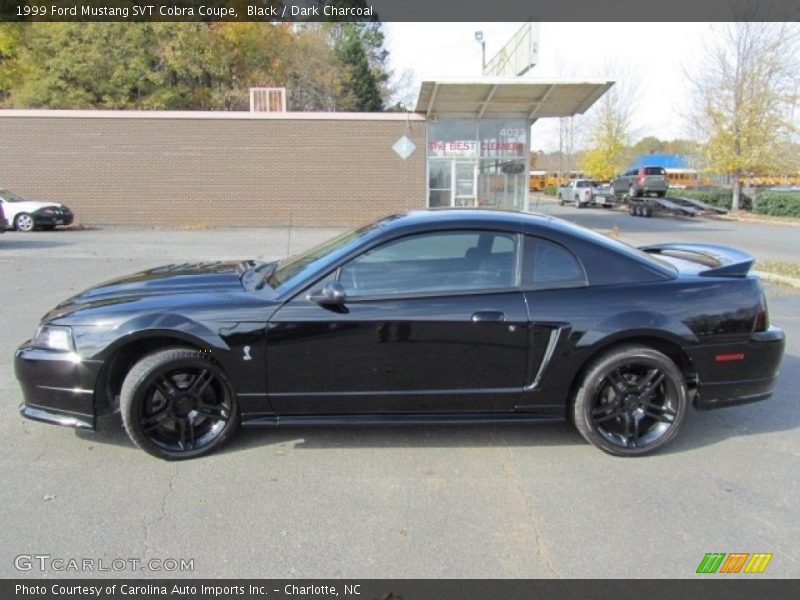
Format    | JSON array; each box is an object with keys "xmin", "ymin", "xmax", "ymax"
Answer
[
  {"xmin": 573, "ymin": 345, "xmax": 687, "ymax": 456},
  {"xmin": 120, "ymin": 348, "xmax": 239, "ymax": 459}
]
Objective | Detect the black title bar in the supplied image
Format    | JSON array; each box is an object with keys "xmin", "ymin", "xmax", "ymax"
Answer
[
  {"xmin": 5, "ymin": 579, "xmax": 800, "ymax": 600},
  {"xmin": 1, "ymin": 0, "xmax": 799, "ymax": 22}
]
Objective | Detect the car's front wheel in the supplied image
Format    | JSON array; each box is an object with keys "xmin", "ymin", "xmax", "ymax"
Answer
[
  {"xmin": 120, "ymin": 348, "xmax": 240, "ymax": 460},
  {"xmin": 15, "ymin": 213, "xmax": 35, "ymax": 232},
  {"xmin": 572, "ymin": 345, "xmax": 688, "ymax": 456}
]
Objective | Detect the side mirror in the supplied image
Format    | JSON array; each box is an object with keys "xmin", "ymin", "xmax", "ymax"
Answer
[{"xmin": 308, "ymin": 281, "xmax": 347, "ymax": 306}]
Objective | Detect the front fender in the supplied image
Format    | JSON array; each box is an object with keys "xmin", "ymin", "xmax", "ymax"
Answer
[{"xmin": 79, "ymin": 313, "xmax": 231, "ymax": 361}]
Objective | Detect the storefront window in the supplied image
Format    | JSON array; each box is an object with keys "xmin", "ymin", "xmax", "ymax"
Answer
[{"xmin": 427, "ymin": 118, "xmax": 528, "ymax": 210}]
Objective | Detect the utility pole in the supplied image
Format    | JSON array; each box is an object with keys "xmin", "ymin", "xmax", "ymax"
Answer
[{"xmin": 474, "ymin": 31, "xmax": 486, "ymax": 75}]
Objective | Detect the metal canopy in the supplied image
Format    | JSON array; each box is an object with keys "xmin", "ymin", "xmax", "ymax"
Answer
[{"xmin": 415, "ymin": 79, "xmax": 615, "ymax": 121}]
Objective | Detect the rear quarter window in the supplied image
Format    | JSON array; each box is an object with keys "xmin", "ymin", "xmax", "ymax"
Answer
[{"xmin": 522, "ymin": 237, "xmax": 587, "ymax": 290}]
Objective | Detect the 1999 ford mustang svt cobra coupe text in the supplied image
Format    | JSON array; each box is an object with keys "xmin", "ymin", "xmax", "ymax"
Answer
[{"xmin": 16, "ymin": 210, "xmax": 785, "ymax": 459}]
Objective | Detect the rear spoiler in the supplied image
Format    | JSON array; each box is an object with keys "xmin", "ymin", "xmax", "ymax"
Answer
[{"xmin": 640, "ymin": 243, "xmax": 755, "ymax": 277}]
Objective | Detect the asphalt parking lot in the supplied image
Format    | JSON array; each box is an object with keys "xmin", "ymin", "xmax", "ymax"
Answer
[{"xmin": 1, "ymin": 206, "xmax": 798, "ymax": 579}]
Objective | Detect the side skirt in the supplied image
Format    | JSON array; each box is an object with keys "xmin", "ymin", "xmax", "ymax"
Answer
[{"xmin": 241, "ymin": 412, "xmax": 565, "ymax": 428}]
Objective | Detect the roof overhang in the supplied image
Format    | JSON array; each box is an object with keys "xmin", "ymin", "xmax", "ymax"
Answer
[{"xmin": 415, "ymin": 79, "xmax": 615, "ymax": 122}]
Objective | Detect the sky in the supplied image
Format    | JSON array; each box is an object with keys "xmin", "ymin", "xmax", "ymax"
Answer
[{"xmin": 384, "ymin": 22, "xmax": 712, "ymax": 152}]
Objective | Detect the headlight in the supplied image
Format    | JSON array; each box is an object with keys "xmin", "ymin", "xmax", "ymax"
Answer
[{"xmin": 31, "ymin": 325, "xmax": 74, "ymax": 351}]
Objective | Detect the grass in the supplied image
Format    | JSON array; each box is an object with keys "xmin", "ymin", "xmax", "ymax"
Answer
[
  {"xmin": 717, "ymin": 210, "xmax": 800, "ymax": 226},
  {"xmin": 756, "ymin": 261, "xmax": 800, "ymax": 279}
]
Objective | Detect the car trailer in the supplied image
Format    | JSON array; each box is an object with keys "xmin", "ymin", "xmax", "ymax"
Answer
[{"xmin": 627, "ymin": 194, "xmax": 728, "ymax": 218}]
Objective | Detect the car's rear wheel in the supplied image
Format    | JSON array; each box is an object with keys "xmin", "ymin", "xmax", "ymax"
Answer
[
  {"xmin": 572, "ymin": 345, "xmax": 688, "ymax": 456},
  {"xmin": 15, "ymin": 213, "xmax": 34, "ymax": 232},
  {"xmin": 120, "ymin": 348, "xmax": 240, "ymax": 460}
]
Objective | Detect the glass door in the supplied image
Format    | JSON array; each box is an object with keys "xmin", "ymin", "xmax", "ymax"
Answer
[
  {"xmin": 428, "ymin": 158, "xmax": 452, "ymax": 208},
  {"xmin": 453, "ymin": 160, "xmax": 477, "ymax": 207}
]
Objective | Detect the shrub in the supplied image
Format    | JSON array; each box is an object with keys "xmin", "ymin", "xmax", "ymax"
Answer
[
  {"xmin": 667, "ymin": 188, "xmax": 752, "ymax": 210},
  {"xmin": 753, "ymin": 191, "xmax": 800, "ymax": 217},
  {"xmin": 543, "ymin": 184, "xmax": 558, "ymax": 196}
]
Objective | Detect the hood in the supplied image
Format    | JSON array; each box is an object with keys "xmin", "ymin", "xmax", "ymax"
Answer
[
  {"xmin": 59, "ymin": 261, "xmax": 252, "ymax": 308},
  {"xmin": 11, "ymin": 200, "xmax": 65, "ymax": 212}
]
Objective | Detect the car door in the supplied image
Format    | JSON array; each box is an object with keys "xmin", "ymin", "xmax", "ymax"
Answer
[
  {"xmin": 519, "ymin": 235, "xmax": 589, "ymax": 410},
  {"xmin": 266, "ymin": 229, "xmax": 529, "ymax": 415}
]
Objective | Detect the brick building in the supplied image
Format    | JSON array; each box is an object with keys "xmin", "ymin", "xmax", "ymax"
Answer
[{"xmin": 0, "ymin": 80, "xmax": 611, "ymax": 228}]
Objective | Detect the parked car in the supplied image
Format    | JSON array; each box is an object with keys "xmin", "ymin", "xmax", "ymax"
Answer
[
  {"xmin": 558, "ymin": 179, "xmax": 614, "ymax": 207},
  {"xmin": 0, "ymin": 189, "xmax": 74, "ymax": 232},
  {"xmin": 611, "ymin": 166, "xmax": 669, "ymax": 199},
  {"xmin": 15, "ymin": 209, "xmax": 784, "ymax": 460}
]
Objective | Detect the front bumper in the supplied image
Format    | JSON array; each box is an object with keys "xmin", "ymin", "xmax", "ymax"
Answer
[
  {"xmin": 15, "ymin": 345, "xmax": 103, "ymax": 430},
  {"xmin": 691, "ymin": 326, "xmax": 785, "ymax": 410},
  {"xmin": 32, "ymin": 211, "xmax": 74, "ymax": 228}
]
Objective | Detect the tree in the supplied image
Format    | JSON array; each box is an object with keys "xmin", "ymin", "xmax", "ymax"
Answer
[
  {"xmin": 685, "ymin": 22, "xmax": 800, "ymax": 209},
  {"xmin": 632, "ymin": 136, "xmax": 665, "ymax": 156},
  {"xmin": 0, "ymin": 24, "xmax": 22, "ymax": 101},
  {"xmin": 2, "ymin": 21, "xmax": 391, "ymax": 113},
  {"xmin": 333, "ymin": 23, "xmax": 385, "ymax": 111},
  {"xmin": 580, "ymin": 64, "xmax": 640, "ymax": 180}
]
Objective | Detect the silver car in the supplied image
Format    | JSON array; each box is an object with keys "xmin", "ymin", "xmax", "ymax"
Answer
[{"xmin": 611, "ymin": 166, "xmax": 669, "ymax": 198}]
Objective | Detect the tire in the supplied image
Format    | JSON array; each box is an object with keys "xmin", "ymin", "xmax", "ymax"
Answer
[
  {"xmin": 120, "ymin": 348, "xmax": 240, "ymax": 460},
  {"xmin": 14, "ymin": 213, "xmax": 35, "ymax": 232},
  {"xmin": 559, "ymin": 197, "xmax": 565, "ymax": 206},
  {"xmin": 572, "ymin": 345, "xmax": 688, "ymax": 456},
  {"xmin": 643, "ymin": 205, "xmax": 653, "ymax": 218},
  {"xmin": 629, "ymin": 204, "xmax": 637, "ymax": 216},
  {"xmin": 575, "ymin": 195, "xmax": 583, "ymax": 208}
]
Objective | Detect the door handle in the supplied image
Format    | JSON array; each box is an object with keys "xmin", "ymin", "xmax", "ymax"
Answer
[{"xmin": 471, "ymin": 311, "xmax": 505, "ymax": 322}]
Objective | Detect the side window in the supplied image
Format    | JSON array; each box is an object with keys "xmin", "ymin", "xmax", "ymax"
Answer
[
  {"xmin": 522, "ymin": 236, "xmax": 587, "ymax": 290},
  {"xmin": 339, "ymin": 230, "xmax": 518, "ymax": 297}
]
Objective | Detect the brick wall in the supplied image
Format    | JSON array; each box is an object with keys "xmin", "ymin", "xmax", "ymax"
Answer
[{"xmin": 0, "ymin": 112, "xmax": 427, "ymax": 227}]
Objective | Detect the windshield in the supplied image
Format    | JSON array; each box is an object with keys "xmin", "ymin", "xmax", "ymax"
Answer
[
  {"xmin": 0, "ymin": 189, "xmax": 29, "ymax": 202},
  {"xmin": 267, "ymin": 223, "xmax": 376, "ymax": 288}
]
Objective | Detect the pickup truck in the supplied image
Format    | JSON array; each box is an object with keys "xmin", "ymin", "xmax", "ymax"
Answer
[{"xmin": 558, "ymin": 179, "xmax": 615, "ymax": 208}]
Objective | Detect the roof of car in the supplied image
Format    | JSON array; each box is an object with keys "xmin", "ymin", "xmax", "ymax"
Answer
[
  {"xmin": 378, "ymin": 208, "xmax": 588, "ymax": 238},
  {"xmin": 384, "ymin": 208, "xmax": 548, "ymax": 227}
]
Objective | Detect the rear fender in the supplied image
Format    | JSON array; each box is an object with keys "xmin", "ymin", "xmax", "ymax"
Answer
[{"xmin": 577, "ymin": 310, "xmax": 699, "ymax": 349}]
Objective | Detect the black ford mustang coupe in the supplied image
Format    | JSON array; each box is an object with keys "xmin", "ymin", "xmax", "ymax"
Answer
[{"xmin": 16, "ymin": 210, "xmax": 784, "ymax": 459}]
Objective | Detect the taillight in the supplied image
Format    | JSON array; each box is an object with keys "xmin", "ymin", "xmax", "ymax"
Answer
[{"xmin": 754, "ymin": 291, "xmax": 769, "ymax": 332}]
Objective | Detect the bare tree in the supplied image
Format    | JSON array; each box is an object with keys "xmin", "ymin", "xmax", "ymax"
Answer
[
  {"xmin": 685, "ymin": 22, "xmax": 800, "ymax": 209},
  {"xmin": 580, "ymin": 62, "xmax": 641, "ymax": 180}
]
